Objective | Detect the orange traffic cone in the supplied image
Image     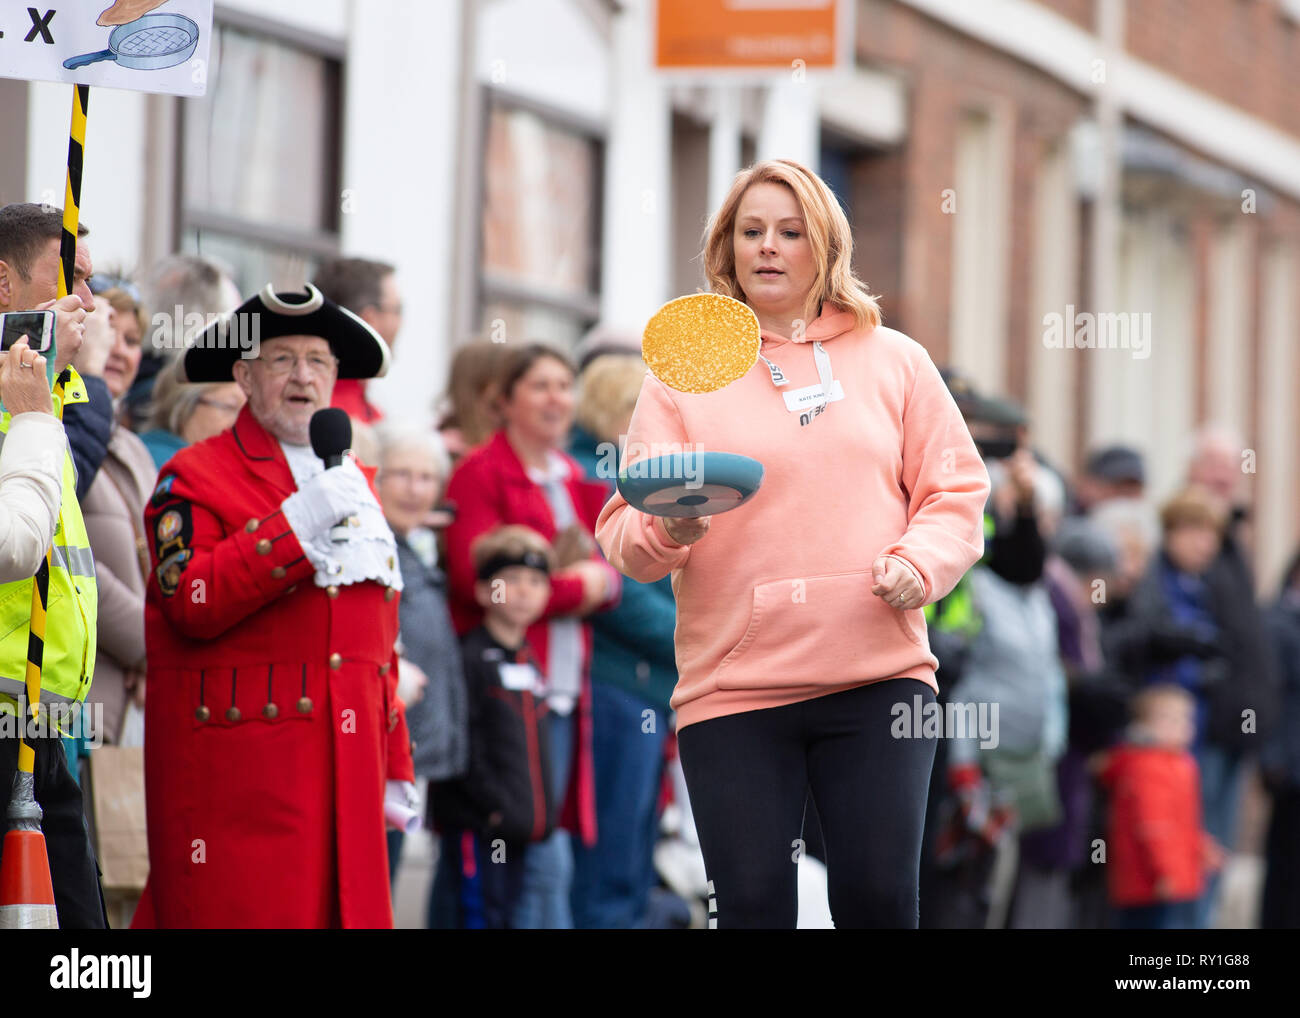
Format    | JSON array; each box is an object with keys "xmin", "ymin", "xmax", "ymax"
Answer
[{"xmin": 0, "ymin": 772, "xmax": 58, "ymax": 929}]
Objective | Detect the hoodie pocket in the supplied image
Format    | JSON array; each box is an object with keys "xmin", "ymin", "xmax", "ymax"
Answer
[{"xmin": 712, "ymin": 570, "xmax": 929, "ymax": 691}]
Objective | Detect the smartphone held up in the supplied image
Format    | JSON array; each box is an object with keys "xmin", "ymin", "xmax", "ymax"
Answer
[{"xmin": 0, "ymin": 310, "xmax": 58, "ymax": 410}]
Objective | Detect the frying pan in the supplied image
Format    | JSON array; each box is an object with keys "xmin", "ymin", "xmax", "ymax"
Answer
[
  {"xmin": 618, "ymin": 451, "xmax": 765, "ymax": 519},
  {"xmin": 63, "ymin": 13, "xmax": 200, "ymax": 71}
]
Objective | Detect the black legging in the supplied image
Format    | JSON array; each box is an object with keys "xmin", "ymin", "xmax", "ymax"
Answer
[{"xmin": 677, "ymin": 678, "xmax": 937, "ymax": 929}]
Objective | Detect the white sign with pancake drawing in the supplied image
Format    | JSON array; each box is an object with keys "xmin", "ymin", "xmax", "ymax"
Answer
[{"xmin": 0, "ymin": 0, "xmax": 214, "ymax": 97}]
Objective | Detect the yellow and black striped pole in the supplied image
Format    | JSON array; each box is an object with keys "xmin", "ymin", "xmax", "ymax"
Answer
[{"xmin": 17, "ymin": 83, "xmax": 87, "ymax": 777}]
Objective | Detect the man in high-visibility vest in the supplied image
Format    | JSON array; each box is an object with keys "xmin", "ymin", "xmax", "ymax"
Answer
[{"xmin": 0, "ymin": 203, "xmax": 105, "ymax": 928}]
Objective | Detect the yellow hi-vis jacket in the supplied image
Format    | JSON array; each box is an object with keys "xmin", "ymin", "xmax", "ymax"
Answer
[{"xmin": 0, "ymin": 372, "xmax": 97, "ymax": 724}]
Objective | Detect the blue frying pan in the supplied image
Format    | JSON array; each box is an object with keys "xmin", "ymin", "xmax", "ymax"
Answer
[
  {"xmin": 618, "ymin": 451, "xmax": 764, "ymax": 519},
  {"xmin": 63, "ymin": 13, "xmax": 200, "ymax": 71}
]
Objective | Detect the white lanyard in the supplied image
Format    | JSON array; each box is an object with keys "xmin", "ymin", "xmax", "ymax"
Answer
[{"xmin": 758, "ymin": 340, "xmax": 838, "ymax": 427}]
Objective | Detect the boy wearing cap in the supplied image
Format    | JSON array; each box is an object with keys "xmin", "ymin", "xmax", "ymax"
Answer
[{"xmin": 430, "ymin": 525, "xmax": 557, "ymax": 929}]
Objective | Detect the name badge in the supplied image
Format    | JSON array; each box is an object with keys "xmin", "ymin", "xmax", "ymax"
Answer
[
  {"xmin": 498, "ymin": 662, "xmax": 540, "ymax": 692},
  {"xmin": 782, "ymin": 379, "xmax": 844, "ymax": 413}
]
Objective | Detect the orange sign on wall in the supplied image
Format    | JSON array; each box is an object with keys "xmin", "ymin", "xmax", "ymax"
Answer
[{"xmin": 656, "ymin": 0, "xmax": 840, "ymax": 71}]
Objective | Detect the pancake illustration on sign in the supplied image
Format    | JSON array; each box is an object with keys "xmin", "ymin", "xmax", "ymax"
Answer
[
  {"xmin": 64, "ymin": 3, "xmax": 200, "ymax": 72},
  {"xmin": 98, "ymin": 0, "xmax": 170, "ymax": 25},
  {"xmin": 619, "ymin": 293, "xmax": 765, "ymax": 518},
  {"xmin": 641, "ymin": 293, "xmax": 760, "ymax": 394}
]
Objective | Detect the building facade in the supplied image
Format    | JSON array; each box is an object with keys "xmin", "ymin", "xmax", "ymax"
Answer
[{"xmin": 1, "ymin": 0, "xmax": 1296, "ymax": 588}]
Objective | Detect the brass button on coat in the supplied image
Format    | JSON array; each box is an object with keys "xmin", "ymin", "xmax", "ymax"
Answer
[
  {"xmin": 296, "ymin": 696, "xmax": 313, "ymax": 714},
  {"xmin": 245, "ymin": 518, "xmax": 259, "ymax": 533},
  {"xmin": 328, "ymin": 653, "xmax": 342, "ymax": 670},
  {"xmin": 384, "ymin": 587, "xmax": 396, "ymax": 602},
  {"xmin": 387, "ymin": 707, "xmax": 399, "ymax": 732},
  {"xmin": 378, "ymin": 662, "xmax": 390, "ymax": 676},
  {"xmin": 225, "ymin": 706, "xmax": 241, "ymax": 723},
  {"xmin": 326, "ymin": 585, "xmax": 339, "ymax": 599},
  {"xmin": 255, "ymin": 538, "xmax": 272, "ymax": 555},
  {"xmin": 262, "ymin": 703, "xmax": 279, "ymax": 720},
  {"xmin": 195, "ymin": 705, "xmax": 210, "ymax": 722},
  {"xmin": 270, "ymin": 566, "xmax": 286, "ymax": 579}
]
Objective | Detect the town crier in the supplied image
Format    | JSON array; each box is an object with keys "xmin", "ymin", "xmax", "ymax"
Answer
[{"xmin": 130, "ymin": 284, "xmax": 416, "ymax": 928}]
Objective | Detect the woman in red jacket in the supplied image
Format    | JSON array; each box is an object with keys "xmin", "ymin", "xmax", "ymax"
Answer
[{"xmin": 442, "ymin": 343, "xmax": 621, "ymax": 928}]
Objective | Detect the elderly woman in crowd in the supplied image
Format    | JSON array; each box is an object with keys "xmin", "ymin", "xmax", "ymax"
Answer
[
  {"xmin": 372, "ymin": 426, "xmax": 468, "ymax": 901},
  {"xmin": 139, "ymin": 355, "xmax": 246, "ymax": 469},
  {"xmin": 77, "ymin": 275, "xmax": 160, "ymax": 746}
]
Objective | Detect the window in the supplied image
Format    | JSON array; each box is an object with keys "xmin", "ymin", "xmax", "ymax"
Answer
[
  {"xmin": 818, "ymin": 128, "xmax": 903, "ymax": 328},
  {"xmin": 477, "ymin": 95, "xmax": 604, "ymax": 349},
  {"xmin": 670, "ymin": 111, "xmax": 710, "ymax": 298},
  {"xmin": 178, "ymin": 19, "xmax": 343, "ymax": 292},
  {"xmin": 949, "ymin": 108, "xmax": 1011, "ymax": 395}
]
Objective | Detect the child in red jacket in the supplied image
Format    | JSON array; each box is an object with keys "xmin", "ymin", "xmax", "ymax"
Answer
[{"xmin": 1098, "ymin": 684, "xmax": 1225, "ymax": 928}]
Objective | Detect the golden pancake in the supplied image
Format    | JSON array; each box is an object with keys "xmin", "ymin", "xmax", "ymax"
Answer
[{"xmin": 642, "ymin": 293, "xmax": 761, "ymax": 394}]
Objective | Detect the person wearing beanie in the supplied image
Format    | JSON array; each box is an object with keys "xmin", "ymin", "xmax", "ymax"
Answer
[{"xmin": 429, "ymin": 525, "xmax": 558, "ymax": 929}]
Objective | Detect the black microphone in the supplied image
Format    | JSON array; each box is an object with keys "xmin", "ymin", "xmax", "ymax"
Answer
[
  {"xmin": 309, "ymin": 408, "xmax": 354, "ymax": 543},
  {"xmin": 310, "ymin": 407, "xmax": 352, "ymax": 468}
]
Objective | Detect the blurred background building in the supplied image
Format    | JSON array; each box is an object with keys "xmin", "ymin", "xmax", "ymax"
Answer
[{"xmin": 1, "ymin": 0, "xmax": 1297, "ymax": 591}]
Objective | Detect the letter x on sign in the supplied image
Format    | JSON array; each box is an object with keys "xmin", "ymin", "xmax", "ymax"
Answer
[{"xmin": 25, "ymin": 8, "xmax": 56, "ymax": 44}]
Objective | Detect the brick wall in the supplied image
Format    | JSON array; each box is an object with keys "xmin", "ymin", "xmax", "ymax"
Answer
[
  {"xmin": 848, "ymin": 149, "xmax": 906, "ymax": 329},
  {"xmin": 1125, "ymin": 0, "xmax": 1300, "ymax": 137},
  {"xmin": 1037, "ymin": 0, "xmax": 1097, "ymax": 29},
  {"xmin": 853, "ymin": 0, "xmax": 1089, "ymax": 371},
  {"xmin": 850, "ymin": 0, "xmax": 1300, "ymax": 580}
]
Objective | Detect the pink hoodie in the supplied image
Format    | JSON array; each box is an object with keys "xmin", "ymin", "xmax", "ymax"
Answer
[{"xmin": 594, "ymin": 305, "xmax": 991, "ymax": 730}]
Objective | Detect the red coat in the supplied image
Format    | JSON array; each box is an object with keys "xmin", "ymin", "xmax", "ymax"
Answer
[
  {"xmin": 331, "ymin": 377, "xmax": 383, "ymax": 424},
  {"xmin": 1100, "ymin": 743, "xmax": 1211, "ymax": 906},
  {"xmin": 443, "ymin": 429, "xmax": 612, "ymax": 847},
  {"xmin": 131, "ymin": 405, "xmax": 414, "ymax": 929}
]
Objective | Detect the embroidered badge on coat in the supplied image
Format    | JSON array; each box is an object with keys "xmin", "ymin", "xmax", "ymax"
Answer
[
  {"xmin": 156, "ymin": 509, "xmax": 184, "ymax": 544},
  {"xmin": 151, "ymin": 499, "xmax": 194, "ymax": 596},
  {"xmin": 151, "ymin": 474, "xmax": 177, "ymax": 507},
  {"xmin": 156, "ymin": 548, "xmax": 193, "ymax": 598}
]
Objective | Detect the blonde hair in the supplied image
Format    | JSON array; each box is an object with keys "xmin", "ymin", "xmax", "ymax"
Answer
[
  {"xmin": 1131, "ymin": 683, "xmax": 1194, "ymax": 723},
  {"xmin": 702, "ymin": 159, "xmax": 882, "ymax": 332},
  {"xmin": 576, "ymin": 353, "xmax": 646, "ymax": 444},
  {"xmin": 102, "ymin": 286, "xmax": 149, "ymax": 338}
]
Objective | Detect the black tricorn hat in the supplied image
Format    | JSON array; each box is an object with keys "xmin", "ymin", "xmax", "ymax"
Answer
[{"xmin": 179, "ymin": 283, "xmax": 391, "ymax": 383}]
